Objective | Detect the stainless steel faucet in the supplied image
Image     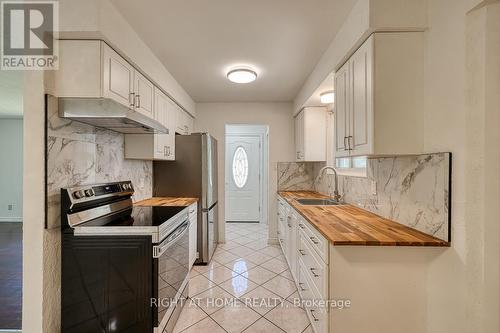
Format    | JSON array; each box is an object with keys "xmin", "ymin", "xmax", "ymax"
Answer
[{"xmin": 315, "ymin": 166, "xmax": 341, "ymax": 202}]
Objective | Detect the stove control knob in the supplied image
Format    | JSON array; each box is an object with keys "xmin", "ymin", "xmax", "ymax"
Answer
[
  {"xmin": 73, "ymin": 190, "xmax": 85, "ymax": 199},
  {"xmin": 84, "ymin": 189, "xmax": 94, "ymax": 197}
]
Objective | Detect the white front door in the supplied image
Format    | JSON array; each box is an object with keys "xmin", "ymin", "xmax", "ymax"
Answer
[{"xmin": 225, "ymin": 135, "xmax": 261, "ymax": 222}]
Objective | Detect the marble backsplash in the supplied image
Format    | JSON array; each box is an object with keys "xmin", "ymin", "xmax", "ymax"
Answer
[
  {"xmin": 46, "ymin": 96, "xmax": 152, "ymax": 228},
  {"xmin": 277, "ymin": 153, "xmax": 451, "ymax": 242}
]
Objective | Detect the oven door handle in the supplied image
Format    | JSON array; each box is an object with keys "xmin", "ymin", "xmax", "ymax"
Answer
[{"xmin": 153, "ymin": 220, "xmax": 189, "ymax": 258}]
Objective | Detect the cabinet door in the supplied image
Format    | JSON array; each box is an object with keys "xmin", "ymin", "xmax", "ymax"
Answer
[
  {"xmin": 349, "ymin": 36, "xmax": 373, "ymax": 155},
  {"xmin": 295, "ymin": 111, "xmax": 304, "ymax": 161},
  {"xmin": 288, "ymin": 211, "xmax": 298, "ymax": 280},
  {"xmin": 102, "ymin": 44, "xmax": 134, "ymax": 108},
  {"xmin": 133, "ymin": 70, "xmax": 155, "ymax": 118},
  {"xmin": 189, "ymin": 217, "xmax": 197, "ymax": 268},
  {"xmin": 334, "ymin": 61, "xmax": 349, "ymax": 156},
  {"xmin": 153, "ymin": 89, "xmax": 171, "ymax": 160}
]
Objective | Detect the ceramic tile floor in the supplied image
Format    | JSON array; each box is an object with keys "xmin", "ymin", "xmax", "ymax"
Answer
[{"xmin": 173, "ymin": 222, "xmax": 311, "ymax": 333}]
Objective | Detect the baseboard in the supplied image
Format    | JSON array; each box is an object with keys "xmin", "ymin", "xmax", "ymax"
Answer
[
  {"xmin": 267, "ymin": 237, "xmax": 279, "ymax": 245},
  {"xmin": 0, "ymin": 217, "xmax": 22, "ymax": 222}
]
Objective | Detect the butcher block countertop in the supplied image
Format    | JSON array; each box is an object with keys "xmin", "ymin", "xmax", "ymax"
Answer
[
  {"xmin": 135, "ymin": 197, "xmax": 198, "ymax": 207},
  {"xmin": 278, "ymin": 191, "xmax": 449, "ymax": 247}
]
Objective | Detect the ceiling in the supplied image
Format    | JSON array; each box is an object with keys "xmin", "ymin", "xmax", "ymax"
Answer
[
  {"xmin": 110, "ymin": 0, "xmax": 355, "ymax": 103},
  {"xmin": 0, "ymin": 71, "xmax": 23, "ymax": 118}
]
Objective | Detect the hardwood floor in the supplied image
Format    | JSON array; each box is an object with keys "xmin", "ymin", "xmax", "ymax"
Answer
[{"xmin": 0, "ymin": 222, "xmax": 22, "ymax": 330}]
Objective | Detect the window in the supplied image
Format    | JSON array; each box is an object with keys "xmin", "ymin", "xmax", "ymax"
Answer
[
  {"xmin": 232, "ymin": 146, "xmax": 249, "ymax": 188},
  {"xmin": 335, "ymin": 156, "xmax": 368, "ymax": 177}
]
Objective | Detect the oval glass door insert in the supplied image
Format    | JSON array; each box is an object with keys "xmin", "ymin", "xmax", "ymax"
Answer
[{"xmin": 232, "ymin": 146, "xmax": 249, "ymax": 188}]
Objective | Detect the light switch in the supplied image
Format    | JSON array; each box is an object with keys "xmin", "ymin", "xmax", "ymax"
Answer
[{"xmin": 370, "ymin": 181, "xmax": 377, "ymax": 195}]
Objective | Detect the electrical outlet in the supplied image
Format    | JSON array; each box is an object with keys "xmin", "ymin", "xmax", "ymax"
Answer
[
  {"xmin": 370, "ymin": 181, "xmax": 377, "ymax": 196},
  {"xmin": 7, "ymin": 204, "xmax": 13, "ymax": 211}
]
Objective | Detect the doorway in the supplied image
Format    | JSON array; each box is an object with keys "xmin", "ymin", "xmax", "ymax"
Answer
[
  {"xmin": 0, "ymin": 71, "xmax": 23, "ymax": 331},
  {"xmin": 225, "ymin": 125, "xmax": 268, "ymax": 224}
]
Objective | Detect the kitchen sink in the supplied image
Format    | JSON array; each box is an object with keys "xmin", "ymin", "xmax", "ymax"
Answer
[{"xmin": 296, "ymin": 198, "xmax": 344, "ymax": 206}]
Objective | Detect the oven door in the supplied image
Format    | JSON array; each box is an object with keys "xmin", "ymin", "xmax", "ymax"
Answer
[{"xmin": 153, "ymin": 219, "xmax": 189, "ymax": 332}]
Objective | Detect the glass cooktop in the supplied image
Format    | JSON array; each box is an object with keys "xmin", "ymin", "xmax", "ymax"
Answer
[{"xmin": 82, "ymin": 205, "xmax": 187, "ymax": 227}]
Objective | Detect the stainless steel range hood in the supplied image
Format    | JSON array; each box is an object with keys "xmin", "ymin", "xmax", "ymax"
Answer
[{"xmin": 58, "ymin": 97, "xmax": 168, "ymax": 134}]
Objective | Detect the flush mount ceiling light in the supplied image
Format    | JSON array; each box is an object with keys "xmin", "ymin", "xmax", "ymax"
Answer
[
  {"xmin": 227, "ymin": 68, "xmax": 257, "ymax": 84},
  {"xmin": 320, "ymin": 90, "xmax": 335, "ymax": 104}
]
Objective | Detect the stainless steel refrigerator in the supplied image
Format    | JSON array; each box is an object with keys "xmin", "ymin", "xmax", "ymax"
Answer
[{"xmin": 153, "ymin": 133, "xmax": 218, "ymax": 264}]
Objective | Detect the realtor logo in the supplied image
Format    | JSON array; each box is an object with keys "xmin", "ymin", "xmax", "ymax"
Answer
[{"xmin": 1, "ymin": 1, "xmax": 58, "ymax": 70}]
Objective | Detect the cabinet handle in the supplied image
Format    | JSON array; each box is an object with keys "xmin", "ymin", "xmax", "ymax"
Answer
[
  {"xmin": 164, "ymin": 146, "xmax": 168, "ymax": 157},
  {"xmin": 135, "ymin": 94, "xmax": 141, "ymax": 108},
  {"xmin": 287, "ymin": 223, "xmax": 292, "ymax": 228},
  {"xmin": 310, "ymin": 236, "xmax": 319, "ymax": 245},
  {"xmin": 310, "ymin": 268, "xmax": 319, "ymax": 277},
  {"xmin": 344, "ymin": 136, "xmax": 348, "ymax": 151},
  {"xmin": 129, "ymin": 92, "xmax": 135, "ymax": 107},
  {"xmin": 348, "ymin": 135, "xmax": 353, "ymax": 150},
  {"xmin": 298, "ymin": 224, "xmax": 305, "ymax": 229},
  {"xmin": 310, "ymin": 309, "xmax": 320, "ymax": 322},
  {"xmin": 299, "ymin": 282, "xmax": 307, "ymax": 291},
  {"xmin": 296, "ymin": 151, "xmax": 300, "ymax": 160},
  {"xmin": 298, "ymin": 249, "xmax": 306, "ymax": 256}
]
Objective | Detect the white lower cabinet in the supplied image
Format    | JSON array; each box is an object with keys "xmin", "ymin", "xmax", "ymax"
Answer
[
  {"xmin": 277, "ymin": 196, "xmax": 329, "ymax": 333},
  {"xmin": 188, "ymin": 203, "xmax": 198, "ymax": 268}
]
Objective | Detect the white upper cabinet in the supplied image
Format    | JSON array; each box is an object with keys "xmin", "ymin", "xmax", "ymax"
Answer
[
  {"xmin": 55, "ymin": 40, "xmax": 156, "ymax": 115},
  {"xmin": 334, "ymin": 32, "xmax": 424, "ymax": 158},
  {"xmin": 125, "ymin": 88, "xmax": 176, "ymax": 161},
  {"xmin": 334, "ymin": 63, "xmax": 349, "ymax": 154},
  {"xmin": 133, "ymin": 70, "xmax": 155, "ymax": 118},
  {"xmin": 174, "ymin": 105, "xmax": 194, "ymax": 135},
  {"xmin": 102, "ymin": 45, "xmax": 134, "ymax": 108},
  {"xmin": 295, "ymin": 107, "xmax": 327, "ymax": 162}
]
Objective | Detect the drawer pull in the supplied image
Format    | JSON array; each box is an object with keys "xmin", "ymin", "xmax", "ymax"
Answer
[
  {"xmin": 279, "ymin": 218, "xmax": 284, "ymax": 222},
  {"xmin": 310, "ymin": 236, "xmax": 319, "ymax": 245},
  {"xmin": 189, "ymin": 209, "xmax": 195, "ymax": 214},
  {"xmin": 287, "ymin": 223, "xmax": 292, "ymax": 228},
  {"xmin": 299, "ymin": 283, "xmax": 307, "ymax": 292},
  {"xmin": 310, "ymin": 268, "xmax": 319, "ymax": 277},
  {"xmin": 310, "ymin": 309, "xmax": 320, "ymax": 322},
  {"xmin": 298, "ymin": 249, "xmax": 306, "ymax": 256},
  {"xmin": 298, "ymin": 224, "xmax": 305, "ymax": 229}
]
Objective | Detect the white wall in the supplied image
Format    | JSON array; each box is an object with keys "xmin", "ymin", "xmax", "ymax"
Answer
[
  {"xmin": 195, "ymin": 103, "xmax": 294, "ymax": 243},
  {"xmin": 423, "ymin": 1, "xmax": 500, "ymax": 332},
  {"xmin": 0, "ymin": 119, "xmax": 23, "ymax": 221}
]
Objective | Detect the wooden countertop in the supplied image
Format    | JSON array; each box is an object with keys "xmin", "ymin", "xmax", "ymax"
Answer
[
  {"xmin": 278, "ymin": 191, "xmax": 449, "ymax": 247},
  {"xmin": 134, "ymin": 197, "xmax": 198, "ymax": 207}
]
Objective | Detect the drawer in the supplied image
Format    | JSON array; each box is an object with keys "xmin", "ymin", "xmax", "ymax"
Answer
[
  {"xmin": 297, "ymin": 216, "xmax": 328, "ymax": 263},
  {"xmin": 298, "ymin": 230, "xmax": 328, "ymax": 298},
  {"xmin": 297, "ymin": 262, "xmax": 328, "ymax": 333}
]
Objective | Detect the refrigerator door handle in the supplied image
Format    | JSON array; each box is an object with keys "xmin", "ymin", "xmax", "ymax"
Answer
[{"xmin": 202, "ymin": 202, "xmax": 218, "ymax": 212}]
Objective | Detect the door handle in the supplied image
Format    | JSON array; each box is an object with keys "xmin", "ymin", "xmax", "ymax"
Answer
[{"xmin": 348, "ymin": 135, "xmax": 353, "ymax": 150}]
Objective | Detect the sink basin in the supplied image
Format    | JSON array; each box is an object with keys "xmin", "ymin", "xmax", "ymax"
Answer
[{"xmin": 296, "ymin": 198, "xmax": 344, "ymax": 206}]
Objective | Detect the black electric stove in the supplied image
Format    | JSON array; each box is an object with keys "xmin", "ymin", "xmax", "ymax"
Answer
[{"xmin": 61, "ymin": 181, "xmax": 190, "ymax": 333}]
